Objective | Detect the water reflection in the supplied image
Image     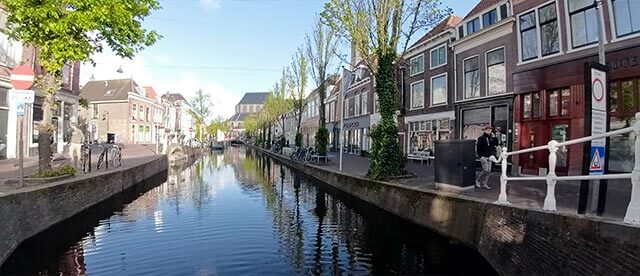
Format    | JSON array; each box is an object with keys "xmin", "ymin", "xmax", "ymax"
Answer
[{"xmin": 2, "ymin": 147, "xmax": 496, "ymax": 275}]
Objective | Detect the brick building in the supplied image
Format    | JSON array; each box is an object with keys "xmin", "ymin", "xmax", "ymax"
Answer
[{"xmin": 79, "ymin": 79, "xmax": 164, "ymax": 144}]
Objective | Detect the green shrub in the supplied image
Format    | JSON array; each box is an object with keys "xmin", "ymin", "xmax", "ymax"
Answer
[
  {"xmin": 315, "ymin": 127, "xmax": 329, "ymax": 156},
  {"xmin": 32, "ymin": 165, "xmax": 76, "ymax": 178}
]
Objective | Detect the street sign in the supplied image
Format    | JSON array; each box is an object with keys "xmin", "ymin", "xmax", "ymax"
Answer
[
  {"xmin": 590, "ymin": 67, "xmax": 607, "ymax": 160},
  {"xmin": 16, "ymin": 101, "xmax": 25, "ymax": 116},
  {"xmin": 11, "ymin": 89, "xmax": 35, "ymax": 104},
  {"xmin": 10, "ymin": 65, "xmax": 35, "ymax": 90},
  {"xmin": 589, "ymin": 146, "xmax": 605, "ymax": 175}
]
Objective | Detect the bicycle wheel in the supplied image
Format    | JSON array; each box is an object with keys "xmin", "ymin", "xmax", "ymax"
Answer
[
  {"xmin": 304, "ymin": 153, "xmax": 312, "ymax": 163},
  {"xmin": 112, "ymin": 149, "xmax": 122, "ymax": 167},
  {"xmin": 97, "ymin": 151, "xmax": 105, "ymax": 169}
]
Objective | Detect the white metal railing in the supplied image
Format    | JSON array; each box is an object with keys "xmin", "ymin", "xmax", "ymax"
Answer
[{"xmin": 495, "ymin": 113, "xmax": 640, "ymax": 225}]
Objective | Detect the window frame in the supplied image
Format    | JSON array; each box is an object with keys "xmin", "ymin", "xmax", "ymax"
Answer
[
  {"xmin": 485, "ymin": 47, "xmax": 507, "ymax": 95},
  {"xmin": 409, "ymin": 53, "xmax": 425, "ymax": 76},
  {"xmin": 430, "ymin": 73, "xmax": 448, "ymax": 106},
  {"xmin": 483, "ymin": 9, "xmax": 498, "ymax": 28},
  {"xmin": 463, "ymin": 55, "xmax": 480, "ymax": 99},
  {"xmin": 429, "ymin": 44, "xmax": 447, "ymax": 70},
  {"xmin": 409, "ymin": 80, "xmax": 425, "ymax": 110},
  {"xmin": 565, "ymin": 0, "xmax": 599, "ymax": 49},
  {"xmin": 609, "ymin": 0, "xmax": 640, "ymax": 40},
  {"xmin": 466, "ymin": 18, "xmax": 480, "ymax": 35},
  {"xmin": 517, "ymin": 1, "xmax": 563, "ymax": 63},
  {"xmin": 547, "ymin": 88, "xmax": 572, "ymax": 118}
]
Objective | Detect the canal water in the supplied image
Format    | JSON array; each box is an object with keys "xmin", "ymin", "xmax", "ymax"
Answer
[{"xmin": 2, "ymin": 147, "xmax": 496, "ymax": 275}]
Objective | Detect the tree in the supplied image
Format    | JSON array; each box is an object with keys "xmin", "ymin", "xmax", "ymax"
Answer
[
  {"xmin": 187, "ymin": 89, "xmax": 213, "ymax": 144},
  {"xmin": 2, "ymin": 0, "xmax": 162, "ymax": 172},
  {"xmin": 322, "ymin": 0, "xmax": 450, "ymax": 180},
  {"xmin": 290, "ymin": 47, "xmax": 309, "ymax": 147},
  {"xmin": 306, "ymin": 18, "xmax": 339, "ymax": 156},
  {"xmin": 263, "ymin": 68, "xmax": 294, "ymax": 137},
  {"xmin": 206, "ymin": 117, "xmax": 230, "ymax": 141}
]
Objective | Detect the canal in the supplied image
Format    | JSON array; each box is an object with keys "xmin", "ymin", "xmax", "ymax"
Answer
[{"xmin": 2, "ymin": 147, "xmax": 496, "ymax": 275}]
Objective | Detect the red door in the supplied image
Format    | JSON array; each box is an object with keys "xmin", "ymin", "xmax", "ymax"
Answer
[{"xmin": 520, "ymin": 122, "xmax": 547, "ymax": 175}]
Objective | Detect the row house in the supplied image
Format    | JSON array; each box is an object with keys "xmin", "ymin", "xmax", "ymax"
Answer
[
  {"xmin": 512, "ymin": 0, "xmax": 640, "ymax": 175},
  {"xmin": 161, "ymin": 92, "xmax": 189, "ymax": 143},
  {"xmin": 300, "ymin": 89, "xmax": 319, "ymax": 147},
  {"xmin": 1, "ymin": 8, "xmax": 82, "ymax": 159},
  {"xmin": 300, "ymin": 75, "xmax": 342, "ymax": 149},
  {"xmin": 325, "ymin": 77, "xmax": 342, "ymax": 151},
  {"xmin": 79, "ymin": 79, "xmax": 165, "ymax": 144},
  {"xmin": 342, "ymin": 61, "xmax": 375, "ymax": 155},
  {"xmin": 401, "ymin": 15, "xmax": 461, "ymax": 157}
]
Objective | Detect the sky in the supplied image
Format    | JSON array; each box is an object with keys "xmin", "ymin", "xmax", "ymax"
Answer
[{"xmin": 80, "ymin": 0, "xmax": 476, "ymax": 119}]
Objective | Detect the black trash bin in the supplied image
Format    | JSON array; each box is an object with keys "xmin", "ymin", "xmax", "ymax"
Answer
[
  {"xmin": 434, "ymin": 140, "xmax": 476, "ymax": 189},
  {"xmin": 107, "ymin": 133, "xmax": 116, "ymax": 144}
]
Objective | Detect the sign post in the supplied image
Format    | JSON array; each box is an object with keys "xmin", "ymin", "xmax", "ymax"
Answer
[
  {"xmin": 10, "ymin": 65, "xmax": 35, "ymax": 187},
  {"xmin": 579, "ymin": 62, "xmax": 609, "ymax": 215}
]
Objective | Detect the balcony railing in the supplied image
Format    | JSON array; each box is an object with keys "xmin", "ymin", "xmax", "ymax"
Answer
[{"xmin": 495, "ymin": 113, "xmax": 640, "ymax": 225}]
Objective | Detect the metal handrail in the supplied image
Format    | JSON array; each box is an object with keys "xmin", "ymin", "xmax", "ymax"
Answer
[{"xmin": 495, "ymin": 112, "xmax": 640, "ymax": 225}]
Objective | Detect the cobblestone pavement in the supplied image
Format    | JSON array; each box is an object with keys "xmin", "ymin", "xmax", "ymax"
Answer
[{"xmin": 294, "ymin": 151, "xmax": 632, "ymax": 221}]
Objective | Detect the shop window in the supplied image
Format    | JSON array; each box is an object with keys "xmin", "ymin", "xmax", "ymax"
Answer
[
  {"xmin": 612, "ymin": 0, "xmax": 640, "ymax": 38},
  {"xmin": 462, "ymin": 108, "xmax": 491, "ymax": 139},
  {"xmin": 486, "ymin": 48, "xmax": 506, "ymax": 95},
  {"xmin": 548, "ymin": 88, "xmax": 571, "ymax": 117},
  {"xmin": 464, "ymin": 56, "xmax": 480, "ymax": 98},
  {"xmin": 568, "ymin": 0, "xmax": 598, "ymax": 48},
  {"xmin": 408, "ymin": 119, "xmax": 450, "ymax": 154}
]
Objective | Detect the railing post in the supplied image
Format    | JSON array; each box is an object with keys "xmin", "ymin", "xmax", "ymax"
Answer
[
  {"xmin": 624, "ymin": 113, "xmax": 640, "ymax": 224},
  {"xmin": 544, "ymin": 140, "xmax": 558, "ymax": 211},
  {"xmin": 496, "ymin": 147, "xmax": 510, "ymax": 205}
]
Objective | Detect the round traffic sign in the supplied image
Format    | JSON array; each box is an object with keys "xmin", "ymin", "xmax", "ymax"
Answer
[
  {"xmin": 10, "ymin": 65, "xmax": 35, "ymax": 90},
  {"xmin": 592, "ymin": 78, "xmax": 604, "ymax": 102}
]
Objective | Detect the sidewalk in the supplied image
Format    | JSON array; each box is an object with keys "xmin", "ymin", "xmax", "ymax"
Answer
[
  {"xmin": 0, "ymin": 144, "xmax": 161, "ymax": 190},
  {"xmin": 317, "ymin": 152, "xmax": 632, "ymax": 221}
]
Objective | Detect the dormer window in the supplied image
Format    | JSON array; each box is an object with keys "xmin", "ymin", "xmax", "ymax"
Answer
[
  {"xmin": 105, "ymin": 89, "xmax": 115, "ymax": 96},
  {"xmin": 483, "ymin": 9, "xmax": 497, "ymax": 27},
  {"xmin": 467, "ymin": 18, "xmax": 480, "ymax": 35}
]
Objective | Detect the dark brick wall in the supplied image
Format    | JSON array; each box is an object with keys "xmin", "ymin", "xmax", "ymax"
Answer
[
  {"xmin": 0, "ymin": 156, "xmax": 168, "ymax": 265},
  {"xmin": 258, "ymin": 147, "xmax": 640, "ymax": 275}
]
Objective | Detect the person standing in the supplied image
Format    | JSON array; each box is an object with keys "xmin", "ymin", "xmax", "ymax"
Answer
[
  {"xmin": 476, "ymin": 126, "xmax": 498, "ymax": 189},
  {"xmin": 69, "ymin": 122, "xmax": 85, "ymax": 167}
]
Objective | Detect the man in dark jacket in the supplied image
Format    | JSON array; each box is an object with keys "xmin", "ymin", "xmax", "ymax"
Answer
[{"xmin": 476, "ymin": 126, "xmax": 498, "ymax": 189}]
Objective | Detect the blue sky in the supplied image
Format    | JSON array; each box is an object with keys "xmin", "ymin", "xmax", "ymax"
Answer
[{"xmin": 81, "ymin": 0, "xmax": 476, "ymax": 119}]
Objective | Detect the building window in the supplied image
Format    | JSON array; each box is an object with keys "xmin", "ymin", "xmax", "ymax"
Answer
[
  {"xmin": 410, "ymin": 54, "xmax": 424, "ymax": 76},
  {"xmin": 92, "ymin": 104, "xmax": 99, "ymax": 119},
  {"xmin": 483, "ymin": 9, "xmax": 498, "ymax": 27},
  {"xmin": 132, "ymin": 104, "xmax": 137, "ymax": 120},
  {"xmin": 410, "ymin": 81, "xmax": 424, "ymax": 109},
  {"xmin": 609, "ymin": 78, "xmax": 640, "ymax": 172},
  {"xmin": 486, "ymin": 48, "xmax": 506, "ymax": 95},
  {"xmin": 374, "ymin": 93, "xmax": 379, "ymax": 113},
  {"xmin": 430, "ymin": 44, "xmax": 447, "ymax": 69},
  {"xmin": 464, "ymin": 56, "xmax": 480, "ymax": 98},
  {"xmin": 467, "ymin": 18, "xmax": 480, "ymax": 35},
  {"xmin": 131, "ymin": 125, "xmax": 136, "ymax": 143},
  {"xmin": 548, "ymin": 88, "xmax": 571, "ymax": 117},
  {"xmin": 430, "ymin": 74, "xmax": 447, "ymax": 106},
  {"xmin": 568, "ymin": 0, "xmax": 598, "ymax": 48},
  {"xmin": 458, "ymin": 25, "xmax": 464, "ymax": 39},
  {"xmin": 523, "ymin": 94, "xmax": 532, "ymax": 119},
  {"xmin": 355, "ymin": 94, "xmax": 361, "ymax": 116},
  {"xmin": 612, "ymin": 0, "xmax": 640, "ymax": 38},
  {"xmin": 523, "ymin": 92, "xmax": 542, "ymax": 119},
  {"xmin": 145, "ymin": 107, "xmax": 150, "ymax": 121},
  {"xmin": 519, "ymin": 2, "xmax": 559, "ymax": 61},
  {"xmin": 362, "ymin": 92, "xmax": 368, "ymax": 114},
  {"xmin": 500, "ymin": 4, "xmax": 508, "ymax": 19},
  {"xmin": 408, "ymin": 119, "xmax": 450, "ymax": 154},
  {"xmin": 138, "ymin": 106, "xmax": 143, "ymax": 121}
]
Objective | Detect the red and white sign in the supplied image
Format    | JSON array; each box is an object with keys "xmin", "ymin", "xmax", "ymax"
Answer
[{"xmin": 10, "ymin": 65, "xmax": 35, "ymax": 90}]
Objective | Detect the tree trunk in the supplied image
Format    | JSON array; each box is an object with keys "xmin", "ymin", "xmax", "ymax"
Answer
[
  {"xmin": 318, "ymin": 82, "xmax": 326, "ymax": 127},
  {"xmin": 38, "ymin": 73, "xmax": 58, "ymax": 172}
]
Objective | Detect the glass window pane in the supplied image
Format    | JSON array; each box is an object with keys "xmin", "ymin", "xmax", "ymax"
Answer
[
  {"xmin": 464, "ymin": 57, "xmax": 478, "ymax": 71},
  {"xmin": 467, "ymin": 18, "xmax": 480, "ymax": 34},
  {"xmin": 430, "ymin": 49, "xmax": 438, "ymax": 67},
  {"xmin": 522, "ymin": 29, "xmax": 538, "ymax": 60},
  {"xmin": 549, "ymin": 90, "xmax": 559, "ymax": 116},
  {"xmin": 568, "ymin": 0, "xmax": 594, "ymax": 12},
  {"xmin": 585, "ymin": 8, "xmax": 599, "ymax": 43},
  {"xmin": 614, "ymin": 0, "xmax": 633, "ymax": 36},
  {"xmin": 561, "ymin": 89, "xmax": 570, "ymax": 116},
  {"xmin": 483, "ymin": 10, "xmax": 497, "ymax": 27},
  {"xmin": 487, "ymin": 48, "xmax": 505, "ymax": 66},
  {"xmin": 411, "ymin": 82, "xmax": 424, "ymax": 109},
  {"xmin": 632, "ymin": 0, "xmax": 640, "ymax": 32},
  {"xmin": 431, "ymin": 75, "xmax": 447, "ymax": 105},
  {"xmin": 524, "ymin": 94, "xmax": 532, "ymax": 118},
  {"xmin": 571, "ymin": 12, "xmax": 587, "ymax": 47},
  {"xmin": 438, "ymin": 47, "xmax": 446, "ymax": 65},
  {"xmin": 520, "ymin": 11, "xmax": 536, "ymax": 30},
  {"xmin": 622, "ymin": 80, "xmax": 635, "ymax": 114},
  {"xmin": 533, "ymin": 93, "xmax": 541, "ymax": 118},
  {"xmin": 465, "ymin": 71, "xmax": 480, "ymax": 98},
  {"xmin": 500, "ymin": 4, "xmax": 508, "ymax": 19},
  {"xmin": 541, "ymin": 21, "xmax": 560, "ymax": 56},
  {"xmin": 611, "ymin": 82, "xmax": 619, "ymax": 114},
  {"xmin": 539, "ymin": 3, "xmax": 557, "ymax": 23},
  {"xmin": 488, "ymin": 63, "xmax": 506, "ymax": 95}
]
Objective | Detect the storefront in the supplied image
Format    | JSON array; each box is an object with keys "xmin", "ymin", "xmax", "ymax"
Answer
[
  {"xmin": 457, "ymin": 97, "xmax": 513, "ymax": 148},
  {"xmin": 513, "ymin": 46, "xmax": 640, "ymax": 175},
  {"xmin": 404, "ymin": 111, "xmax": 454, "ymax": 155},
  {"xmin": 342, "ymin": 115, "xmax": 370, "ymax": 155}
]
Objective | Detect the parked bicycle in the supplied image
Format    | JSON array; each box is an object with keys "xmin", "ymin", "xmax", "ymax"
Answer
[
  {"xmin": 97, "ymin": 143, "xmax": 122, "ymax": 170},
  {"xmin": 80, "ymin": 143, "xmax": 92, "ymax": 174}
]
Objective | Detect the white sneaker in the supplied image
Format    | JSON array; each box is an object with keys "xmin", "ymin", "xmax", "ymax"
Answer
[{"xmin": 482, "ymin": 184, "xmax": 491, "ymax": 190}]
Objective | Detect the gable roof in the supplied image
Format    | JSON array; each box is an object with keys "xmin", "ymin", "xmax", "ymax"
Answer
[
  {"xmin": 144, "ymin": 86, "xmax": 158, "ymax": 101},
  {"xmin": 80, "ymin": 79, "xmax": 139, "ymax": 102},
  {"xmin": 462, "ymin": 0, "xmax": 501, "ymax": 21},
  {"xmin": 238, "ymin": 92, "xmax": 269, "ymax": 105},
  {"xmin": 229, "ymin": 112, "xmax": 250, "ymax": 122},
  {"xmin": 161, "ymin": 93, "xmax": 186, "ymax": 103},
  {"xmin": 408, "ymin": 15, "xmax": 462, "ymax": 50}
]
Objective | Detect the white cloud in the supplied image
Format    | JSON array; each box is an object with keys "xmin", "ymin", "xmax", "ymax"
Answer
[{"xmin": 199, "ymin": 0, "xmax": 221, "ymax": 10}]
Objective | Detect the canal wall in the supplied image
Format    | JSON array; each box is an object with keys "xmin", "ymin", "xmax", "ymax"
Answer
[
  {"xmin": 256, "ymin": 147, "xmax": 640, "ymax": 276},
  {"xmin": 0, "ymin": 155, "xmax": 169, "ymax": 266}
]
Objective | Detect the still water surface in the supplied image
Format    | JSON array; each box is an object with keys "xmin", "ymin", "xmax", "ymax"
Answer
[{"xmin": 2, "ymin": 147, "xmax": 496, "ymax": 275}]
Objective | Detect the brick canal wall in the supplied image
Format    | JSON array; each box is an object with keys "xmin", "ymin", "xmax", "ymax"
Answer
[
  {"xmin": 0, "ymin": 155, "xmax": 168, "ymax": 266},
  {"xmin": 257, "ymin": 148, "xmax": 640, "ymax": 275}
]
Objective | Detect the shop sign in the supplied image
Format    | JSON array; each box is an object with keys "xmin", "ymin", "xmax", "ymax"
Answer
[{"xmin": 343, "ymin": 116, "xmax": 370, "ymax": 130}]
